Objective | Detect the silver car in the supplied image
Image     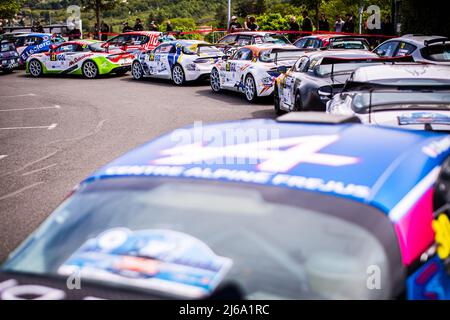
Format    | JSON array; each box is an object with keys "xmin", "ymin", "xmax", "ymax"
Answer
[
  {"xmin": 373, "ymin": 35, "xmax": 450, "ymax": 65},
  {"xmin": 326, "ymin": 63, "xmax": 450, "ymax": 131}
]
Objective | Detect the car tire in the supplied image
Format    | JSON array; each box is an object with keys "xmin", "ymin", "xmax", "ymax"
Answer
[
  {"xmin": 273, "ymin": 86, "xmax": 284, "ymax": 115},
  {"xmin": 131, "ymin": 61, "xmax": 144, "ymax": 80},
  {"xmin": 210, "ymin": 68, "xmax": 221, "ymax": 93},
  {"xmin": 294, "ymin": 92, "xmax": 303, "ymax": 112},
  {"xmin": 28, "ymin": 59, "xmax": 43, "ymax": 77},
  {"xmin": 172, "ymin": 64, "xmax": 185, "ymax": 85},
  {"xmin": 82, "ymin": 60, "xmax": 98, "ymax": 79},
  {"xmin": 244, "ymin": 74, "xmax": 258, "ymax": 103}
]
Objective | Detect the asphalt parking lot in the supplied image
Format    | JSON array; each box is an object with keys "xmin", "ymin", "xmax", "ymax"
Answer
[{"xmin": 0, "ymin": 70, "xmax": 275, "ymax": 261}]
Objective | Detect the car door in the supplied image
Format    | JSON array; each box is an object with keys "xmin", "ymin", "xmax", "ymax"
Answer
[
  {"xmin": 279, "ymin": 56, "xmax": 309, "ymax": 109},
  {"xmin": 221, "ymin": 48, "xmax": 250, "ymax": 90},
  {"xmin": 146, "ymin": 43, "xmax": 172, "ymax": 78},
  {"xmin": 374, "ymin": 40, "xmax": 400, "ymax": 57},
  {"xmin": 46, "ymin": 43, "xmax": 79, "ymax": 71}
]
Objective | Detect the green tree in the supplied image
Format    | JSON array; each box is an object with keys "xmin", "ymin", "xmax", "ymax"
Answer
[
  {"xmin": 0, "ymin": 0, "xmax": 22, "ymax": 19},
  {"xmin": 81, "ymin": 0, "xmax": 120, "ymax": 30}
]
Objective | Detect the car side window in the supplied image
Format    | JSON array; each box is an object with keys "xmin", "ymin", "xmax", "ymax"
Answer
[
  {"xmin": 294, "ymin": 38, "xmax": 307, "ymax": 48},
  {"xmin": 236, "ymin": 35, "xmax": 252, "ymax": 46},
  {"xmin": 374, "ymin": 41, "xmax": 399, "ymax": 57},
  {"xmin": 108, "ymin": 35, "xmax": 127, "ymax": 46},
  {"xmin": 26, "ymin": 36, "xmax": 43, "ymax": 46},
  {"xmin": 293, "ymin": 57, "xmax": 309, "ymax": 72},
  {"xmin": 219, "ymin": 35, "xmax": 237, "ymax": 44},
  {"xmin": 232, "ymin": 48, "xmax": 252, "ymax": 61},
  {"xmin": 56, "ymin": 44, "xmax": 77, "ymax": 52},
  {"xmin": 396, "ymin": 42, "xmax": 416, "ymax": 56},
  {"xmin": 158, "ymin": 44, "xmax": 173, "ymax": 54}
]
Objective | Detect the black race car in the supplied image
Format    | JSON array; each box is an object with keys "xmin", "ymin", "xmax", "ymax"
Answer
[{"xmin": 0, "ymin": 40, "xmax": 19, "ymax": 73}]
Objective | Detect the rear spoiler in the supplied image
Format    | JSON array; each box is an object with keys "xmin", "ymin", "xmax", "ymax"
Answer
[
  {"xmin": 343, "ymin": 81, "xmax": 450, "ymax": 92},
  {"xmin": 321, "ymin": 55, "xmax": 414, "ymax": 65},
  {"xmin": 424, "ymin": 37, "xmax": 449, "ymax": 46},
  {"xmin": 329, "ymin": 36, "xmax": 369, "ymax": 42}
]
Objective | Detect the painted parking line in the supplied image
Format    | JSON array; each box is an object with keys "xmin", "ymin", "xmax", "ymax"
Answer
[
  {"xmin": 0, "ymin": 123, "xmax": 57, "ymax": 130},
  {"xmin": 0, "ymin": 93, "xmax": 36, "ymax": 98},
  {"xmin": 0, "ymin": 105, "xmax": 60, "ymax": 112},
  {"xmin": 0, "ymin": 155, "xmax": 7, "ymax": 161}
]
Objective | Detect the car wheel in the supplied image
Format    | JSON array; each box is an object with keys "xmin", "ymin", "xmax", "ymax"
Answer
[
  {"xmin": 294, "ymin": 92, "xmax": 303, "ymax": 112},
  {"xmin": 210, "ymin": 68, "xmax": 221, "ymax": 93},
  {"xmin": 28, "ymin": 59, "xmax": 43, "ymax": 77},
  {"xmin": 244, "ymin": 74, "xmax": 258, "ymax": 103},
  {"xmin": 132, "ymin": 61, "xmax": 143, "ymax": 80},
  {"xmin": 82, "ymin": 60, "xmax": 98, "ymax": 79},
  {"xmin": 273, "ymin": 86, "xmax": 284, "ymax": 115},
  {"xmin": 172, "ymin": 64, "xmax": 185, "ymax": 85}
]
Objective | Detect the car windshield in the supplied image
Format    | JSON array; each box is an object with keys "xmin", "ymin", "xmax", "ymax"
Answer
[
  {"xmin": 350, "ymin": 90, "xmax": 450, "ymax": 112},
  {"xmin": 259, "ymin": 50, "xmax": 304, "ymax": 63},
  {"xmin": 197, "ymin": 45, "xmax": 222, "ymax": 55},
  {"xmin": 329, "ymin": 40, "xmax": 369, "ymax": 50},
  {"xmin": 3, "ymin": 177, "xmax": 398, "ymax": 300},
  {"xmin": 259, "ymin": 34, "xmax": 290, "ymax": 45},
  {"xmin": 420, "ymin": 43, "xmax": 450, "ymax": 61},
  {"xmin": 88, "ymin": 42, "xmax": 106, "ymax": 52},
  {"xmin": 0, "ymin": 42, "xmax": 15, "ymax": 52}
]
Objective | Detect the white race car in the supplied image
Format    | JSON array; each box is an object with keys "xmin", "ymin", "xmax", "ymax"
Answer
[
  {"xmin": 131, "ymin": 40, "xmax": 223, "ymax": 85},
  {"xmin": 210, "ymin": 45, "xmax": 305, "ymax": 102}
]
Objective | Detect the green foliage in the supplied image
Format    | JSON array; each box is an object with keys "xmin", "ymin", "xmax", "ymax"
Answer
[
  {"xmin": 170, "ymin": 17, "xmax": 203, "ymax": 40},
  {"xmin": 0, "ymin": 0, "xmax": 23, "ymax": 19},
  {"xmin": 256, "ymin": 13, "xmax": 290, "ymax": 31}
]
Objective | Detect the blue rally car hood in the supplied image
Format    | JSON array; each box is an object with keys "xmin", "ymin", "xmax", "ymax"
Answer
[{"xmin": 89, "ymin": 119, "xmax": 450, "ymax": 217}]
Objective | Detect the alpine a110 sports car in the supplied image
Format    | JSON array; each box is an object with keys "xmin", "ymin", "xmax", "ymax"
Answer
[
  {"xmin": 273, "ymin": 50, "xmax": 412, "ymax": 114},
  {"xmin": 210, "ymin": 45, "xmax": 305, "ymax": 102},
  {"xmin": 294, "ymin": 34, "xmax": 370, "ymax": 51},
  {"xmin": 216, "ymin": 31, "xmax": 292, "ymax": 55},
  {"xmin": 103, "ymin": 31, "xmax": 176, "ymax": 55},
  {"xmin": 374, "ymin": 35, "xmax": 450, "ymax": 65},
  {"xmin": 14, "ymin": 33, "xmax": 65, "ymax": 65},
  {"xmin": 131, "ymin": 40, "xmax": 223, "ymax": 85},
  {"xmin": 26, "ymin": 40, "xmax": 134, "ymax": 78},
  {"xmin": 1, "ymin": 113, "xmax": 450, "ymax": 300},
  {"xmin": 0, "ymin": 40, "xmax": 19, "ymax": 73},
  {"xmin": 327, "ymin": 64, "xmax": 450, "ymax": 131}
]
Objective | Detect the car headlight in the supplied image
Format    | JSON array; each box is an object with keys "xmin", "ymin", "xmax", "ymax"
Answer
[{"xmin": 185, "ymin": 63, "xmax": 197, "ymax": 71}]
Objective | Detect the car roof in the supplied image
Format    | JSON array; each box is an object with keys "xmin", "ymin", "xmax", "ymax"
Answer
[
  {"xmin": 242, "ymin": 44, "xmax": 297, "ymax": 54},
  {"xmin": 119, "ymin": 31, "xmax": 162, "ymax": 36},
  {"xmin": 304, "ymin": 49, "xmax": 378, "ymax": 60},
  {"xmin": 352, "ymin": 64, "xmax": 450, "ymax": 82},
  {"xmin": 15, "ymin": 33, "xmax": 52, "ymax": 38},
  {"xmin": 227, "ymin": 31, "xmax": 280, "ymax": 37},
  {"xmin": 88, "ymin": 119, "xmax": 449, "ymax": 218},
  {"xmin": 393, "ymin": 35, "xmax": 448, "ymax": 46}
]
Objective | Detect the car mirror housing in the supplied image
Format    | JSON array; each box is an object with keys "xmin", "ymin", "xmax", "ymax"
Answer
[{"xmin": 49, "ymin": 44, "xmax": 57, "ymax": 52}]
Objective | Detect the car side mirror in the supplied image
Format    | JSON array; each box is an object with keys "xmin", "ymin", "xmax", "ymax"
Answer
[
  {"xmin": 318, "ymin": 85, "xmax": 333, "ymax": 99},
  {"xmin": 277, "ymin": 65, "xmax": 288, "ymax": 74},
  {"xmin": 49, "ymin": 44, "xmax": 57, "ymax": 52},
  {"xmin": 222, "ymin": 55, "xmax": 229, "ymax": 61}
]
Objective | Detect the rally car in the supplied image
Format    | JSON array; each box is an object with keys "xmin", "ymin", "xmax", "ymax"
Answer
[
  {"xmin": 14, "ymin": 33, "xmax": 65, "ymax": 65},
  {"xmin": 131, "ymin": 40, "xmax": 223, "ymax": 85},
  {"xmin": 1, "ymin": 113, "xmax": 449, "ymax": 300},
  {"xmin": 294, "ymin": 34, "xmax": 370, "ymax": 50},
  {"xmin": 26, "ymin": 40, "xmax": 134, "ymax": 78},
  {"xmin": 103, "ymin": 31, "xmax": 176, "ymax": 55},
  {"xmin": 0, "ymin": 40, "xmax": 19, "ymax": 73},
  {"xmin": 273, "ymin": 50, "xmax": 412, "ymax": 114},
  {"xmin": 326, "ymin": 64, "xmax": 450, "ymax": 131},
  {"xmin": 210, "ymin": 45, "xmax": 304, "ymax": 102},
  {"xmin": 374, "ymin": 35, "xmax": 450, "ymax": 65}
]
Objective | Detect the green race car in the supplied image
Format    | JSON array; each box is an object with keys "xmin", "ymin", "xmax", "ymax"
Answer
[{"xmin": 26, "ymin": 40, "xmax": 134, "ymax": 78}]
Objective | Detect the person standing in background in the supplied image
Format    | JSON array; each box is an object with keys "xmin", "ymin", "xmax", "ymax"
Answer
[
  {"xmin": 228, "ymin": 16, "xmax": 242, "ymax": 33},
  {"xmin": 301, "ymin": 11, "xmax": 313, "ymax": 34},
  {"xmin": 246, "ymin": 16, "xmax": 259, "ymax": 31},
  {"xmin": 318, "ymin": 14, "xmax": 329, "ymax": 32},
  {"xmin": 342, "ymin": 13, "xmax": 355, "ymax": 33},
  {"xmin": 100, "ymin": 22, "xmax": 109, "ymax": 41},
  {"xmin": 149, "ymin": 21, "xmax": 158, "ymax": 31},
  {"xmin": 166, "ymin": 20, "xmax": 173, "ymax": 32},
  {"xmin": 134, "ymin": 18, "xmax": 144, "ymax": 31},
  {"xmin": 334, "ymin": 14, "xmax": 344, "ymax": 32},
  {"xmin": 122, "ymin": 22, "xmax": 133, "ymax": 33},
  {"xmin": 288, "ymin": 16, "xmax": 300, "ymax": 42}
]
